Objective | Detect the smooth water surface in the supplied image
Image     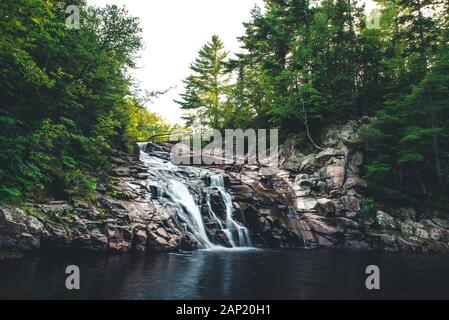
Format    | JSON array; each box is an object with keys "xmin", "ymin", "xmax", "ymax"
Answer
[{"xmin": 0, "ymin": 249, "xmax": 448, "ymax": 300}]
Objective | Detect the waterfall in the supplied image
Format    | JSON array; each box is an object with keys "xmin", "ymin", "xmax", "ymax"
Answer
[
  {"xmin": 208, "ymin": 175, "xmax": 252, "ymax": 247},
  {"xmin": 138, "ymin": 143, "xmax": 251, "ymax": 250},
  {"xmin": 165, "ymin": 179, "xmax": 215, "ymax": 248}
]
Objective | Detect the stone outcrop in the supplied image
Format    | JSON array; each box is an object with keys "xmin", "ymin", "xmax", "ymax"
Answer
[
  {"xmin": 210, "ymin": 170, "xmax": 317, "ymax": 248},
  {"xmin": 0, "ymin": 151, "xmax": 190, "ymax": 256},
  {"xmin": 0, "ymin": 206, "xmax": 43, "ymax": 252},
  {"xmin": 2, "ymin": 119, "xmax": 449, "ymax": 257},
  {"xmin": 228, "ymin": 118, "xmax": 449, "ymax": 253}
]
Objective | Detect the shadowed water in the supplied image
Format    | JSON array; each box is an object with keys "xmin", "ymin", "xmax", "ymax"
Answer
[{"xmin": 0, "ymin": 249, "xmax": 449, "ymax": 300}]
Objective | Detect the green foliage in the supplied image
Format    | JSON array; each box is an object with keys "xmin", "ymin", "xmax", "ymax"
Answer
[
  {"xmin": 179, "ymin": 0, "xmax": 381, "ymax": 134},
  {"xmin": 1, "ymin": 0, "xmax": 447, "ymax": 214},
  {"xmin": 228, "ymin": 0, "xmax": 371, "ymax": 132},
  {"xmin": 0, "ymin": 187, "xmax": 22, "ymax": 204},
  {"xmin": 0, "ymin": 0, "xmax": 144, "ymax": 203},
  {"xmin": 62, "ymin": 169, "xmax": 97, "ymax": 202},
  {"xmin": 360, "ymin": 0, "xmax": 448, "ymax": 209},
  {"xmin": 175, "ymin": 35, "xmax": 230, "ymax": 131},
  {"xmin": 361, "ymin": 198, "xmax": 379, "ymax": 217},
  {"xmin": 176, "ymin": 0, "xmax": 448, "ymax": 211},
  {"xmin": 125, "ymin": 99, "xmax": 177, "ymax": 142},
  {"xmin": 361, "ymin": 46, "xmax": 449, "ymax": 209}
]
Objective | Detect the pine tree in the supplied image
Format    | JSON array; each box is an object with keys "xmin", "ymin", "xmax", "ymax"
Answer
[
  {"xmin": 175, "ymin": 35, "xmax": 230, "ymax": 131},
  {"xmin": 395, "ymin": 0, "xmax": 440, "ymax": 80},
  {"xmin": 361, "ymin": 0, "xmax": 448, "ymax": 208},
  {"xmin": 234, "ymin": 0, "xmax": 365, "ymax": 133}
]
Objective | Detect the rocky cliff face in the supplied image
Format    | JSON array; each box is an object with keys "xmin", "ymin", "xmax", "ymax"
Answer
[
  {"xmin": 0, "ymin": 152, "xmax": 186, "ymax": 256},
  {"xmin": 227, "ymin": 118, "xmax": 449, "ymax": 253},
  {"xmin": 2, "ymin": 120, "xmax": 449, "ymax": 257}
]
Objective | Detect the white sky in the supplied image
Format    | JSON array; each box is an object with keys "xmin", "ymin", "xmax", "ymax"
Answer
[{"xmin": 88, "ymin": 0, "xmax": 376, "ymax": 125}]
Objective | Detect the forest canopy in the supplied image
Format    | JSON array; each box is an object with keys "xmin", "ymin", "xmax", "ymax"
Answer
[
  {"xmin": 1, "ymin": 0, "xmax": 448, "ymax": 213},
  {"xmin": 176, "ymin": 0, "xmax": 449, "ymax": 210},
  {"xmin": 0, "ymin": 0, "xmax": 171, "ymax": 203}
]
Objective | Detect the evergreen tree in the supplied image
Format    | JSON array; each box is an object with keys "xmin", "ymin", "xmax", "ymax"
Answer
[
  {"xmin": 176, "ymin": 35, "xmax": 230, "ymax": 131},
  {"xmin": 232, "ymin": 0, "xmax": 368, "ymax": 134},
  {"xmin": 227, "ymin": 0, "xmax": 448, "ymax": 210},
  {"xmin": 360, "ymin": 0, "xmax": 448, "ymax": 209}
]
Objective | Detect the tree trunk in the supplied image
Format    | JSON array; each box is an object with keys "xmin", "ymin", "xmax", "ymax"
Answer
[{"xmin": 413, "ymin": 163, "xmax": 428, "ymax": 195}]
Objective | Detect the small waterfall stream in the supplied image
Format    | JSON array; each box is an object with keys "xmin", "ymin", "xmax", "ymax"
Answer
[
  {"xmin": 208, "ymin": 175, "xmax": 252, "ymax": 247},
  {"xmin": 165, "ymin": 179, "xmax": 215, "ymax": 248},
  {"xmin": 139, "ymin": 143, "xmax": 251, "ymax": 250}
]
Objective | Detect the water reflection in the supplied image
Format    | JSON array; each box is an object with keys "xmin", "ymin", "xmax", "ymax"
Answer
[{"xmin": 0, "ymin": 250, "xmax": 448, "ymax": 299}]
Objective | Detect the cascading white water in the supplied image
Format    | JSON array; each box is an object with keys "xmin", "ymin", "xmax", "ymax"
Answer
[
  {"xmin": 138, "ymin": 143, "xmax": 251, "ymax": 249},
  {"xmin": 208, "ymin": 175, "xmax": 252, "ymax": 247},
  {"xmin": 165, "ymin": 179, "xmax": 215, "ymax": 248}
]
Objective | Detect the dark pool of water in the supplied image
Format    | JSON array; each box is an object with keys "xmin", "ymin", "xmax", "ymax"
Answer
[{"xmin": 0, "ymin": 249, "xmax": 448, "ymax": 300}]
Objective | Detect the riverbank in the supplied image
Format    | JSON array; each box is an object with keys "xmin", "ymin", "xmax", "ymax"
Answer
[{"xmin": 2, "ymin": 120, "xmax": 449, "ymax": 257}]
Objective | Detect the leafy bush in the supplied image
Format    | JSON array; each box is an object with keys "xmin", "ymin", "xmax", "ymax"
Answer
[
  {"xmin": 361, "ymin": 198, "xmax": 378, "ymax": 217},
  {"xmin": 0, "ymin": 0, "xmax": 143, "ymax": 204}
]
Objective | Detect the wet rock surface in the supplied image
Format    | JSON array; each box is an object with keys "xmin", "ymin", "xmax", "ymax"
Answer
[
  {"xmin": 269, "ymin": 119, "xmax": 449, "ymax": 253},
  {"xmin": 0, "ymin": 148, "xmax": 190, "ymax": 256},
  {"xmin": 2, "ymin": 120, "xmax": 449, "ymax": 256},
  {"xmin": 195, "ymin": 118, "xmax": 449, "ymax": 253},
  {"xmin": 0, "ymin": 142, "xmax": 252, "ymax": 257}
]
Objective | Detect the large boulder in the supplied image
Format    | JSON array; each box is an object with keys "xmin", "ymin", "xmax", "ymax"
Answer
[
  {"xmin": 339, "ymin": 196, "xmax": 362, "ymax": 218},
  {"xmin": 106, "ymin": 225, "xmax": 133, "ymax": 252},
  {"xmin": 279, "ymin": 136, "xmax": 313, "ymax": 172},
  {"xmin": 299, "ymin": 154, "xmax": 317, "ymax": 174},
  {"xmin": 0, "ymin": 206, "xmax": 42, "ymax": 252},
  {"xmin": 316, "ymin": 198, "xmax": 335, "ymax": 217},
  {"xmin": 322, "ymin": 120, "xmax": 363, "ymax": 148},
  {"xmin": 307, "ymin": 215, "xmax": 339, "ymax": 236},
  {"xmin": 316, "ymin": 148, "xmax": 345, "ymax": 167},
  {"xmin": 347, "ymin": 151, "xmax": 364, "ymax": 174},
  {"xmin": 296, "ymin": 197, "xmax": 318, "ymax": 212},
  {"xmin": 325, "ymin": 165, "xmax": 346, "ymax": 189},
  {"xmin": 344, "ymin": 174, "xmax": 367, "ymax": 191},
  {"xmin": 376, "ymin": 211, "xmax": 398, "ymax": 230}
]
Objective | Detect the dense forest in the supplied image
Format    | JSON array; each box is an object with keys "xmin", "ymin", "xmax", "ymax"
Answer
[
  {"xmin": 0, "ymin": 0, "xmax": 173, "ymax": 203},
  {"xmin": 177, "ymin": 0, "xmax": 449, "ymax": 211},
  {"xmin": 1, "ymin": 0, "xmax": 448, "ymax": 215}
]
